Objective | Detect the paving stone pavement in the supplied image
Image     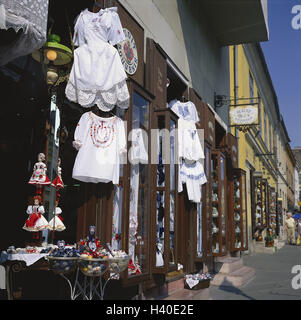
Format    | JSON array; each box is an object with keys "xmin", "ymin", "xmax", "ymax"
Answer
[{"xmin": 210, "ymin": 244, "xmax": 301, "ymax": 300}]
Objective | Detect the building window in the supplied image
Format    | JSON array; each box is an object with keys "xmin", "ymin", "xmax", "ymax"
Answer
[
  {"xmin": 264, "ymin": 111, "xmax": 267, "ymax": 146},
  {"xmin": 249, "ymin": 71, "xmax": 254, "ymax": 104},
  {"xmin": 258, "ymin": 95, "xmax": 262, "ymax": 137},
  {"xmin": 269, "ymin": 122, "xmax": 272, "ymax": 152}
]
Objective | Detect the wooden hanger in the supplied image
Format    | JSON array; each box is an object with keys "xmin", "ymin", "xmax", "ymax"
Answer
[{"xmin": 181, "ymin": 95, "xmax": 188, "ymax": 103}]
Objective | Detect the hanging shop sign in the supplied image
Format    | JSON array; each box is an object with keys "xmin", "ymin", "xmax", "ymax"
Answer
[
  {"xmin": 230, "ymin": 105, "xmax": 258, "ymax": 125},
  {"xmin": 117, "ymin": 28, "xmax": 138, "ymax": 75}
]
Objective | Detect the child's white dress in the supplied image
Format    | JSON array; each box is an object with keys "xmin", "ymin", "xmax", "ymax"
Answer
[{"xmin": 65, "ymin": 7, "xmax": 130, "ymax": 112}]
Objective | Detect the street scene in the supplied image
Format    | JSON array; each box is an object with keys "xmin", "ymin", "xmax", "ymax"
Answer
[{"xmin": 1, "ymin": 0, "xmax": 301, "ymax": 304}]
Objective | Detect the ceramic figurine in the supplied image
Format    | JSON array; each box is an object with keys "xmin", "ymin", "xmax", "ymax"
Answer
[
  {"xmin": 28, "ymin": 153, "xmax": 51, "ymax": 194},
  {"xmin": 48, "ymin": 200, "xmax": 66, "ymax": 231},
  {"xmin": 23, "ymin": 195, "xmax": 49, "ymax": 237},
  {"xmin": 51, "ymin": 158, "xmax": 64, "ymax": 189}
]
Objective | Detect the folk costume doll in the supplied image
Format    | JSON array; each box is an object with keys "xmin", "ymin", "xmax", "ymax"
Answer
[
  {"xmin": 48, "ymin": 200, "xmax": 66, "ymax": 232},
  {"xmin": 65, "ymin": 7, "xmax": 130, "ymax": 112},
  {"xmin": 28, "ymin": 153, "xmax": 51, "ymax": 195},
  {"xmin": 23, "ymin": 195, "xmax": 49, "ymax": 238},
  {"xmin": 51, "ymin": 158, "xmax": 64, "ymax": 200}
]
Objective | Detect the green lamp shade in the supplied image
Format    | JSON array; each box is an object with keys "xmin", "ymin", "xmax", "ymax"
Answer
[{"xmin": 32, "ymin": 35, "xmax": 73, "ymax": 66}]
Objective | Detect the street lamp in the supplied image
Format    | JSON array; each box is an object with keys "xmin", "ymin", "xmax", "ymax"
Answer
[{"xmin": 32, "ymin": 34, "xmax": 73, "ymax": 86}]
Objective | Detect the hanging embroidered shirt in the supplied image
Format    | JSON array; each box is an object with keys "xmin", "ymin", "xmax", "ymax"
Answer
[
  {"xmin": 128, "ymin": 128, "xmax": 148, "ymax": 164},
  {"xmin": 169, "ymin": 100, "xmax": 204, "ymax": 161},
  {"xmin": 170, "ymin": 100, "xmax": 207, "ymax": 203},
  {"xmin": 178, "ymin": 160, "xmax": 207, "ymax": 203},
  {"xmin": 178, "ymin": 118, "xmax": 204, "ymax": 161},
  {"xmin": 72, "ymin": 111, "xmax": 126, "ymax": 184},
  {"xmin": 65, "ymin": 7, "xmax": 130, "ymax": 112},
  {"xmin": 170, "ymin": 100, "xmax": 199, "ymax": 123}
]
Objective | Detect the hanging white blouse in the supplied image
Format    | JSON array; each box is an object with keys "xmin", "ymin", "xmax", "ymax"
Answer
[
  {"xmin": 178, "ymin": 118, "xmax": 204, "ymax": 161},
  {"xmin": 65, "ymin": 7, "xmax": 130, "ymax": 112},
  {"xmin": 72, "ymin": 111, "xmax": 126, "ymax": 184},
  {"xmin": 170, "ymin": 100, "xmax": 199, "ymax": 123},
  {"xmin": 128, "ymin": 128, "xmax": 148, "ymax": 164},
  {"xmin": 178, "ymin": 160, "xmax": 207, "ymax": 203}
]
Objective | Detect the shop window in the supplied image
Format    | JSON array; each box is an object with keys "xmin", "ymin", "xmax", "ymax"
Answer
[
  {"xmin": 229, "ymin": 169, "xmax": 248, "ymax": 251},
  {"xmin": 196, "ymin": 202, "xmax": 202, "ymax": 257},
  {"xmin": 211, "ymin": 150, "xmax": 227, "ymax": 256},
  {"xmin": 152, "ymin": 109, "xmax": 179, "ymax": 273},
  {"xmin": 254, "ymin": 178, "xmax": 268, "ymax": 235},
  {"xmin": 204, "ymin": 144, "xmax": 212, "ymax": 257},
  {"xmin": 127, "ymin": 90, "xmax": 150, "ymax": 278},
  {"xmin": 268, "ymin": 186, "xmax": 277, "ymax": 235}
]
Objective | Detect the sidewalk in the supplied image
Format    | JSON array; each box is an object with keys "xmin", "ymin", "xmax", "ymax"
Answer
[{"xmin": 210, "ymin": 244, "xmax": 301, "ymax": 300}]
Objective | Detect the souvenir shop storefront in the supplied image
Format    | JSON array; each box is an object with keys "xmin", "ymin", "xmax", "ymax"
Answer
[
  {"xmin": 0, "ymin": 0, "xmax": 249, "ymax": 300},
  {"xmin": 251, "ymin": 174, "xmax": 278, "ymax": 243}
]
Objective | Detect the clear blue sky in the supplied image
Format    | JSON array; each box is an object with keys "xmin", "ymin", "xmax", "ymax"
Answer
[{"xmin": 261, "ymin": 0, "xmax": 301, "ymax": 148}]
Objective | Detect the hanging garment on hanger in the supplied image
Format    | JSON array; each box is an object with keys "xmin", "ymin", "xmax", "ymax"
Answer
[
  {"xmin": 169, "ymin": 100, "xmax": 199, "ymax": 123},
  {"xmin": 178, "ymin": 159, "xmax": 207, "ymax": 203},
  {"xmin": 65, "ymin": 7, "xmax": 130, "ymax": 112},
  {"xmin": 128, "ymin": 128, "xmax": 148, "ymax": 165},
  {"xmin": 72, "ymin": 111, "xmax": 126, "ymax": 184},
  {"xmin": 0, "ymin": 0, "xmax": 48, "ymax": 66},
  {"xmin": 169, "ymin": 99, "xmax": 207, "ymax": 202},
  {"xmin": 178, "ymin": 117, "xmax": 204, "ymax": 161}
]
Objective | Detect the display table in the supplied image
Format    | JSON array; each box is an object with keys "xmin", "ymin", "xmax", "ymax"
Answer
[
  {"xmin": 46, "ymin": 256, "xmax": 130, "ymax": 300},
  {"xmin": 1, "ymin": 248, "xmax": 130, "ymax": 300},
  {"xmin": 3, "ymin": 253, "xmax": 50, "ymax": 300}
]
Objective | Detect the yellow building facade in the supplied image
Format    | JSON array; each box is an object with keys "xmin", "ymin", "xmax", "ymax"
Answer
[{"xmin": 229, "ymin": 43, "xmax": 280, "ymax": 252}]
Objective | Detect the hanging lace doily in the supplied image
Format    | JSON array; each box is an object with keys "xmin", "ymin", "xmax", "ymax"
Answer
[
  {"xmin": 65, "ymin": 79, "xmax": 130, "ymax": 112},
  {"xmin": 0, "ymin": 0, "xmax": 48, "ymax": 66}
]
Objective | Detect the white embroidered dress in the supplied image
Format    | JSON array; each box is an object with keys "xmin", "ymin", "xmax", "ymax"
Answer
[
  {"xmin": 72, "ymin": 111, "xmax": 126, "ymax": 184},
  {"xmin": 65, "ymin": 7, "xmax": 130, "ymax": 112}
]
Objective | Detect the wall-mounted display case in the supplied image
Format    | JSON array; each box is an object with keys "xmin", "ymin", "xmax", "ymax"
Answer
[
  {"xmin": 229, "ymin": 169, "xmax": 248, "ymax": 251},
  {"xmin": 151, "ymin": 109, "xmax": 178, "ymax": 274},
  {"xmin": 211, "ymin": 150, "xmax": 227, "ymax": 256},
  {"xmin": 268, "ymin": 186, "xmax": 277, "ymax": 234},
  {"xmin": 254, "ymin": 178, "xmax": 268, "ymax": 231}
]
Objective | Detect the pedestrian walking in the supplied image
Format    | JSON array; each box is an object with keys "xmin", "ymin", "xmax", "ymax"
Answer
[
  {"xmin": 285, "ymin": 212, "xmax": 296, "ymax": 245},
  {"xmin": 296, "ymin": 219, "xmax": 301, "ymax": 245}
]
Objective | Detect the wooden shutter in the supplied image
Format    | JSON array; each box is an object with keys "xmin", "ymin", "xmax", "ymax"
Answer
[{"xmin": 145, "ymin": 38, "xmax": 167, "ymax": 109}]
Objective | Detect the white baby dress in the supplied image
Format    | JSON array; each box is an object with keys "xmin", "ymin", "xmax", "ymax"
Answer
[
  {"xmin": 72, "ymin": 111, "xmax": 126, "ymax": 184},
  {"xmin": 65, "ymin": 7, "xmax": 130, "ymax": 112}
]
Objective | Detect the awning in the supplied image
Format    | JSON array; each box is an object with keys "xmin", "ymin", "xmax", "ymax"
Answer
[{"xmin": 200, "ymin": 0, "xmax": 269, "ymax": 46}]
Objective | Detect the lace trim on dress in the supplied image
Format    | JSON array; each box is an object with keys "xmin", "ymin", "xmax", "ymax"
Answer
[
  {"xmin": 0, "ymin": 0, "xmax": 48, "ymax": 35},
  {"xmin": 65, "ymin": 79, "xmax": 130, "ymax": 112}
]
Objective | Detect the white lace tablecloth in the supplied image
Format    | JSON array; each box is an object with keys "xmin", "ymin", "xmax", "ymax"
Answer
[{"xmin": 8, "ymin": 253, "xmax": 48, "ymax": 266}]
